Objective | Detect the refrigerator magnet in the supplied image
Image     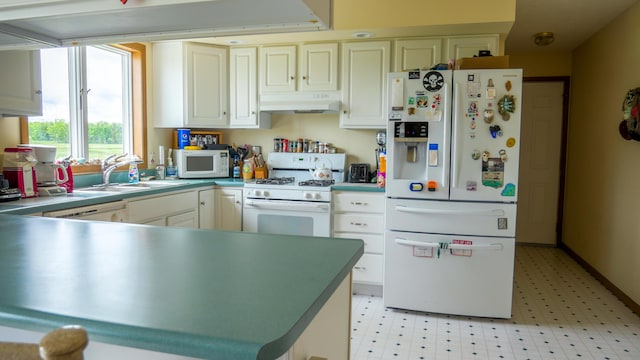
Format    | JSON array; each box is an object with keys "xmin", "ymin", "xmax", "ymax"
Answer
[
  {"xmin": 466, "ymin": 181, "xmax": 477, "ymax": 191},
  {"xmin": 506, "ymin": 137, "xmax": 516, "ymax": 148},
  {"xmin": 423, "ymin": 71, "xmax": 444, "ymax": 92},
  {"xmin": 501, "ymin": 183, "xmax": 516, "ymax": 197},
  {"xmin": 482, "ymin": 157, "xmax": 505, "ymax": 189},
  {"xmin": 483, "ymin": 109, "xmax": 494, "ymax": 123}
]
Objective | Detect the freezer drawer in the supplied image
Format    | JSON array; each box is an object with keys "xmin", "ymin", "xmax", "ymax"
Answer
[
  {"xmin": 386, "ymin": 198, "xmax": 517, "ymax": 237},
  {"xmin": 383, "ymin": 230, "xmax": 515, "ymax": 318}
]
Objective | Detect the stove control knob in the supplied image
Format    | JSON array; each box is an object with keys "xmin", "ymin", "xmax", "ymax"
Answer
[
  {"xmin": 305, "ymin": 192, "xmax": 320, "ymax": 200},
  {"xmin": 263, "ymin": 191, "xmax": 269, "ymax": 198},
  {"xmin": 254, "ymin": 190, "xmax": 262, "ymax": 197}
]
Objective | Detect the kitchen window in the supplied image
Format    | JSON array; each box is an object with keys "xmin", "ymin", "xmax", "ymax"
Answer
[{"xmin": 20, "ymin": 43, "xmax": 147, "ymax": 173}]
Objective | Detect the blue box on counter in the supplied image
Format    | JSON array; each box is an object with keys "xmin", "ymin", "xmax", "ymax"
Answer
[{"xmin": 177, "ymin": 129, "xmax": 190, "ymax": 149}]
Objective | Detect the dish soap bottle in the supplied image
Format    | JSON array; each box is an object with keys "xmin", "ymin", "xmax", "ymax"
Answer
[{"xmin": 128, "ymin": 162, "xmax": 139, "ymax": 184}]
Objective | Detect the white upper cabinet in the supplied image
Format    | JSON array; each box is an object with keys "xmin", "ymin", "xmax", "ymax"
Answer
[
  {"xmin": 0, "ymin": 50, "xmax": 42, "ymax": 116},
  {"xmin": 260, "ymin": 43, "xmax": 338, "ymax": 93},
  {"xmin": 229, "ymin": 47, "xmax": 270, "ymax": 128},
  {"xmin": 299, "ymin": 43, "xmax": 339, "ymax": 92},
  {"xmin": 153, "ymin": 42, "xmax": 227, "ymax": 128},
  {"xmin": 393, "ymin": 38, "xmax": 443, "ymax": 72},
  {"xmin": 444, "ymin": 35, "xmax": 500, "ymax": 61},
  {"xmin": 340, "ymin": 41, "xmax": 391, "ymax": 129}
]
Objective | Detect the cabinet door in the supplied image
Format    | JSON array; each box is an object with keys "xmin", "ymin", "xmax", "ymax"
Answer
[
  {"xmin": 0, "ymin": 50, "xmax": 42, "ymax": 116},
  {"xmin": 300, "ymin": 43, "xmax": 338, "ymax": 91},
  {"xmin": 198, "ymin": 188, "xmax": 215, "ymax": 229},
  {"xmin": 393, "ymin": 38, "xmax": 442, "ymax": 71},
  {"xmin": 215, "ymin": 188, "xmax": 242, "ymax": 231},
  {"xmin": 230, "ymin": 48, "xmax": 258, "ymax": 127},
  {"xmin": 340, "ymin": 41, "xmax": 390, "ymax": 129},
  {"xmin": 445, "ymin": 35, "xmax": 499, "ymax": 61},
  {"xmin": 185, "ymin": 44, "xmax": 227, "ymax": 127},
  {"xmin": 260, "ymin": 45, "xmax": 296, "ymax": 93}
]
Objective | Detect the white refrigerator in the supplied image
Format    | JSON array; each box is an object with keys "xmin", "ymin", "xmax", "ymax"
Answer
[{"xmin": 384, "ymin": 69, "xmax": 522, "ymax": 318}]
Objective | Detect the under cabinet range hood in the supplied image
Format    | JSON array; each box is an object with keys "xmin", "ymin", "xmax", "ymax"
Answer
[
  {"xmin": 0, "ymin": 0, "xmax": 331, "ymax": 49},
  {"xmin": 259, "ymin": 92, "xmax": 340, "ymax": 114}
]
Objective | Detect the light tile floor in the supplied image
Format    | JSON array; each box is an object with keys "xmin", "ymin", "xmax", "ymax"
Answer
[{"xmin": 351, "ymin": 245, "xmax": 640, "ymax": 360}]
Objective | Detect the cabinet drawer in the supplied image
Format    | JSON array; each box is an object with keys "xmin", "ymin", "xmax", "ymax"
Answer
[
  {"xmin": 128, "ymin": 191, "xmax": 197, "ymax": 223},
  {"xmin": 334, "ymin": 232, "xmax": 383, "ymax": 254},
  {"xmin": 333, "ymin": 213, "xmax": 384, "ymax": 234},
  {"xmin": 333, "ymin": 192, "xmax": 385, "ymax": 213},
  {"xmin": 352, "ymin": 254, "xmax": 383, "ymax": 285}
]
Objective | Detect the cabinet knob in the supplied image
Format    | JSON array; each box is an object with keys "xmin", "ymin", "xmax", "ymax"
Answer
[
  {"xmin": 290, "ymin": 76, "xmax": 295, "ymax": 80},
  {"xmin": 35, "ymin": 90, "xmax": 42, "ymax": 95},
  {"xmin": 200, "ymin": 201, "xmax": 206, "ymax": 206},
  {"xmin": 303, "ymin": 75, "xmax": 307, "ymax": 80},
  {"xmin": 343, "ymin": 110, "xmax": 348, "ymax": 114}
]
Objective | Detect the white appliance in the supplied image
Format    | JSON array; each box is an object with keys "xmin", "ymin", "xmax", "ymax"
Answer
[
  {"xmin": 384, "ymin": 69, "xmax": 522, "ymax": 318},
  {"xmin": 174, "ymin": 149, "xmax": 229, "ymax": 178},
  {"xmin": 242, "ymin": 152, "xmax": 346, "ymax": 237}
]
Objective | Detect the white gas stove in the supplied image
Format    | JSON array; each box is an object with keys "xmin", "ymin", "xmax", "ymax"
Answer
[
  {"xmin": 242, "ymin": 153, "xmax": 346, "ymax": 237},
  {"xmin": 243, "ymin": 153, "xmax": 346, "ymax": 201}
]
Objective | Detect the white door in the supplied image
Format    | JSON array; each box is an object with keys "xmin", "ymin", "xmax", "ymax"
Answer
[
  {"xmin": 340, "ymin": 41, "xmax": 390, "ymax": 129},
  {"xmin": 450, "ymin": 69, "xmax": 522, "ymax": 202},
  {"xmin": 300, "ymin": 43, "xmax": 338, "ymax": 91},
  {"xmin": 260, "ymin": 45, "xmax": 297, "ymax": 93},
  {"xmin": 229, "ymin": 47, "xmax": 258, "ymax": 127},
  {"xmin": 186, "ymin": 44, "xmax": 227, "ymax": 127},
  {"xmin": 385, "ymin": 70, "xmax": 452, "ymax": 200},
  {"xmin": 384, "ymin": 229, "xmax": 515, "ymax": 318},
  {"xmin": 516, "ymin": 81, "xmax": 565, "ymax": 245}
]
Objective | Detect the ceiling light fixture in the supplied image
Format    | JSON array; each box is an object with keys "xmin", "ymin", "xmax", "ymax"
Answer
[
  {"xmin": 533, "ymin": 32, "xmax": 555, "ymax": 46},
  {"xmin": 352, "ymin": 31, "xmax": 375, "ymax": 39}
]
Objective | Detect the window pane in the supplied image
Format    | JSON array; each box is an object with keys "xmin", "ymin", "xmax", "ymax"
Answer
[
  {"xmin": 28, "ymin": 48, "xmax": 71, "ymax": 159},
  {"xmin": 86, "ymin": 46, "xmax": 126, "ymax": 160}
]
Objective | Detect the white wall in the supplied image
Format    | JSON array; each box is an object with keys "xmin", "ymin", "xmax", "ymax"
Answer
[
  {"xmin": 563, "ymin": 1, "xmax": 640, "ymax": 305},
  {"xmin": 218, "ymin": 115, "xmax": 380, "ymax": 171}
]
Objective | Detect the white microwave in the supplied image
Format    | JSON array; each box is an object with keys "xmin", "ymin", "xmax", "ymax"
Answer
[{"xmin": 174, "ymin": 149, "xmax": 229, "ymax": 178}]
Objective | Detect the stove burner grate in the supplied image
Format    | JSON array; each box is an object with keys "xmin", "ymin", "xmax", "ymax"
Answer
[
  {"xmin": 255, "ymin": 177, "xmax": 295, "ymax": 185},
  {"xmin": 298, "ymin": 179, "xmax": 335, "ymax": 187}
]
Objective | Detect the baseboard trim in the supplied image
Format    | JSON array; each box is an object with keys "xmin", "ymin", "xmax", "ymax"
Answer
[{"xmin": 559, "ymin": 242, "xmax": 640, "ymax": 316}]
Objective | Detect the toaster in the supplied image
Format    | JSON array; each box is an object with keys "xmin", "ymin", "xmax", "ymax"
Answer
[{"xmin": 349, "ymin": 163, "xmax": 370, "ymax": 183}]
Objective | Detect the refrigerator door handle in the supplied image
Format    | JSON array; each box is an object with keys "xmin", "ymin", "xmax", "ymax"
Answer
[
  {"xmin": 451, "ymin": 83, "xmax": 463, "ymax": 189},
  {"xmin": 395, "ymin": 205, "xmax": 505, "ymax": 217},
  {"xmin": 394, "ymin": 238, "xmax": 504, "ymax": 251}
]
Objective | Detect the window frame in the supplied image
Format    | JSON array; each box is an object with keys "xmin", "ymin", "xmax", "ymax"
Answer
[{"xmin": 20, "ymin": 43, "xmax": 147, "ymax": 174}]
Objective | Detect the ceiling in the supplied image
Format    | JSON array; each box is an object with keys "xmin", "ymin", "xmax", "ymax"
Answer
[
  {"xmin": 192, "ymin": 0, "xmax": 640, "ymax": 54},
  {"xmin": 505, "ymin": 0, "xmax": 639, "ymax": 53},
  {"xmin": 0, "ymin": 0, "xmax": 637, "ymax": 53}
]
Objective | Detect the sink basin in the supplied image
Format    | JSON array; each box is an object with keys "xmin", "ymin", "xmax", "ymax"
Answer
[{"xmin": 76, "ymin": 181, "xmax": 184, "ymax": 193}]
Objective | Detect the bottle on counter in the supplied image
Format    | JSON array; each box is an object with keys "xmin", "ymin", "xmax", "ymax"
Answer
[
  {"xmin": 233, "ymin": 155, "xmax": 241, "ymax": 179},
  {"xmin": 156, "ymin": 146, "xmax": 166, "ymax": 180},
  {"xmin": 128, "ymin": 162, "xmax": 139, "ymax": 184}
]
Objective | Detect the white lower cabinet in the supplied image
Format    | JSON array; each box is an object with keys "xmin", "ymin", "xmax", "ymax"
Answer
[
  {"xmin": 127, "ymin": 190, "xmax": 198, "ymax": 228},
  {"xmin": 198, "ymin": 188, "xmax": 215, "ymax": 229},
  {"xmin": 332, "ymin": 191, "xmax": 385, "ymax": 288},
  {"xmin": 215, "ymin": 187, "xmax": 242, "ymax": 231}
]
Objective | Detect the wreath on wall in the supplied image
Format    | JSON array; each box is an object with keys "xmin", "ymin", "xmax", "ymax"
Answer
[{"xmin": 620, "ymin": 87, "xmax": 640, "ymax": 141}]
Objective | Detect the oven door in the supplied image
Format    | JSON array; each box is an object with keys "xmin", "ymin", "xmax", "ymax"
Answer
[{"xmin": 243, "ymin": 198, "xmax": 331, "ymax": 237}]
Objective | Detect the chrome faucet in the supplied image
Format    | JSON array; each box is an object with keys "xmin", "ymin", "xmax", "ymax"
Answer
[{"xmin": 101, "ymin": 153, "xmax": 134, "ymax": 186}]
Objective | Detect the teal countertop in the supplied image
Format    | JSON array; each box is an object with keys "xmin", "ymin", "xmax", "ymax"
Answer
[
  {"xmin": 0, "ymin": 214, "xmax": 364, "ymax": 359},
  {"xmin": 0, "ymin": 178, "xmax": 381, "ymax": 215}
]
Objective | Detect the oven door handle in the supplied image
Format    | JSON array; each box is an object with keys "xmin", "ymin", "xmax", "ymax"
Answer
[{"xmin": 245, "ymin": 199, "xmax": 330, "ymax": 212}]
